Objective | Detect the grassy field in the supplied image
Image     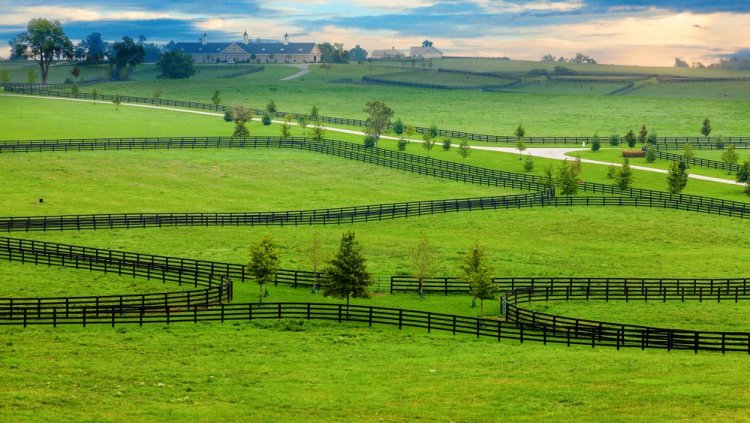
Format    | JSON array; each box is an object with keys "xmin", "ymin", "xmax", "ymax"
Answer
[
  {"xmin": 4, "ymin": 64, "xmax": 750, "ymax": 421},
  {"xmin": 41, "ymin": 63, "xmax": 750, "ymax": 136}
]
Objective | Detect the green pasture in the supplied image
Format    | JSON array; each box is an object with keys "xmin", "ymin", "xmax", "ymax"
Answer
[
  {"xmin": 4, "ymin": 64, "xmax": 750, "ymax": 421},
  {"xmin": 53, "ymin": 63, "xmax": 750, "ymax": 136}
]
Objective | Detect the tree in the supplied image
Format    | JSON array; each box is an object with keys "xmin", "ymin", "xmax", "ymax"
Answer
[
  {"xmin": 591, "ymin": 134, "xmax": 601, "ymax": 152},
  {"xmin": 422, "ymin": 40, "xmax": 433, "ymax": 47},
  {"xmin": 280, "ymin": 115, "xmax": 292, "ymax": 139},
  {"xmin": 557, "ymin": 159, "xmax": 581, "ymax": 195},
  {"xmin": 311, "ymin": 121, "xmax": 326, "ymax": 143},
  {"xmin": 248, "ymin": 236, "xmax": 280, "ymax": 303},
  {"xmin": 80, "ymin": 32, "xmax": 107, "ymax": 63},
  {"xmin": 422, "ymin": 133, "xmax": 436, "ymax": 157},
  {"xmin": 614, "ymin": 158, "xmax": 633, "ymax": 190},
  {"xmin": 152, "ymin": 87, "xmax": 163, "ymax": 99},
  {"xmin": 110, "ymin": 36, "xmax": 145, "ymax": 79},
  {"xmin": 647, "ymin": 131, "xmax": 658, "ymax": 144},
  {"xmin": 363, "ymin": 101, "xmax": 394, "ymax": 144},
  {"xmin": 457, "ymin": 137, "xmax": 472, "ymax": 166},
  {"xmin": 411, "ymin": 233, "xmax": 435, "ymax": 296},
  {"xmin": 624, "ymin": 130, "xmax": 637, "ymax": 148},
  {"xmin": 0, "ymin": 70, "xmax": 9, "ymax": 84},
  {"xmin": 323, "ymin": 231, "xmax": 372, "ymax": 308},
  {"xmin": 91, "ymin": 88, "xmax": 98, "ymax": 105},
  {"xmin": 404, "ymin": 125, "xmax": 416, "ymax": 140},
  {"xmin": 542, "ymin": 164, "xmax": 555, "ymax": 191},
  {"xmin": 231, "ymin": 106, "xmax": 253, "ymax": 137},
  {"xmin": 295, "ymin": 114, "xmax": 310, "ymax": 135},
  {"xmin": 645, "ymin": 145, "xmax": 656, "ymax": 163},
  {"xmin": 441, "ymin": 137, "xmax": 452, "ymax": 151},
  {"xmin": 112, "ymin": 94, "xmax": 121, "ymax": 110},
  {"xmin": 304, "ymin": 232, "xmax": 327, "ymax": 291},
  {"xmin": 666, "ymin": 161, "xmax": 688, "ymax": 194},
  {"xmin": 310, "ymin": 105, "xmax": 320, "ymax": 122},
  {"xmin": 682, "ymin": 143, "xmax": 694, "ymax": 168},
  {"xmin": 71, "ymin": 83, "xmax": 79, "ymax": 96},
  {"xmin": 71, "ymin": 66, "xmax": 80, "ymax": 80},
  {"xmin": 722, "ymin": 144, "xmax": 739, "ymax": 174},
  {"xmin": 609, "ymin": 133, "xmax": 621, "ymax": 146},
  {"xmin": 318, "ymin": 42, "xmax": 349, "ymax": 63},
  {"xmin": 736, "ymin": 160, "xmax": 750, "ymax": 194},
  {"xmin": 262, "ymin": 113, "xmax": 272, "ymax": 125},
  {"xmin": 12, "ymin": 18, "xmax": 73, "ymax": 84},
  {"xmin": 701, "ymin": 118, "xmax": 712, "ymax": 141},
  {"xmin": 392, "ymin": 118, "xmax": 405, "ymax": 135},
  {"xmin": 523, "ymin": 155, "xmax": 534, "ymax": 172},
  {"xmin": 514, "ymin": 124, "xmax": 525, "ymax": 140},
  {"xmin": 460, "ymin": 241, "xmax": 495, "ymax": 317},
  {"xmin": 515, "ymin": 139, "xmax": 526, "ymax": 160},
  {"xmin": 674, "ymin": 58, "xmax": 689, "ymax": 68},
  {"xmin": 348, "ymin": 45, "xmax": 368, "ymax": 63},
  {"xmin": 638, "ymin": 125, "xmax": 648, "ymax": 144},
  {"xmin": 211, "ymin": 90, "xmax": 221, "ymax": 106},
  {"xmin": 156, "ymin": 50, "xmax": 195, "ymax": 79},
  {"xmin": 266, "ymin": 99, "xmax": 277, "ymax": 113}
]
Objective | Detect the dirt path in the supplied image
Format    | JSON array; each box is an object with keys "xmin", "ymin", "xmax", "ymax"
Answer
[{"xmin": 280, "ymin": 64, "xmax": 309, "ymax": 81}]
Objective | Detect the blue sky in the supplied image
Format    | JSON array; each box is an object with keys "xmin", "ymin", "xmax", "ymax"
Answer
[{"xmin": 1, "ymin": 0, "xmax": 749, "ymax": 65}]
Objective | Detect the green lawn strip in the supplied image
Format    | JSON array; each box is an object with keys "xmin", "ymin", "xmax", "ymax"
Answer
[
  {"xmin": 14, "ymin": 207, "xmax": 750, "ymax": 280},
  {"xmin": 530, "ymin": 300, "xmax": 750, "ymax": 332},
  {"xmin": 53, "ymin": 63, "xmax": 750, "ymax": 136},
  {"xmin": 1, "ymin": 323, "xmax": 750, "ymax": 422},
  {"xmin": 0, "ymin": 260, "xmax": 189, "ymax": 298}
]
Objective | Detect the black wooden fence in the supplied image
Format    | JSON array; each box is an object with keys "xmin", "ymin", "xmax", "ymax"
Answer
[{"xmin": 655, "ymin": 150, "xmax": 740, "ymax": 173}]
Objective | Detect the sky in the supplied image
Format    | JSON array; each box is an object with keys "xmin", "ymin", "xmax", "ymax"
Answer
[{"xmin": 1, "ymin": 0, "xmax": 749, "ymax": 66}]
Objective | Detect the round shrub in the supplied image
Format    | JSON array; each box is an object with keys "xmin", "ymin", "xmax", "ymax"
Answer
[{"xmin": 262, "ymin": 114, "xmax": 272, "ymax": 126}]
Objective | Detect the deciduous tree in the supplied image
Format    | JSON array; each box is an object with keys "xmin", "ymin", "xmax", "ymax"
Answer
[
  {"xmin": 13, "ymin": 18, "xmax": 73, "ymax": 84},
  {"xmin": 722, "ymin": 144, "xmax": 739, "ymax": 174},
  {"xmin": 248, "ymin": 236, "xmax": 280, "ymax": 303},
  {"xmin": 110, "ymin": 36, "xmax": 144, "ymax": 79},
  {"xmin": 667, "ymin": 161, "xmax": 688, "ymax": 194},
  {"xmin": 156, "ymin": 50, "xmax": 195, "ymax": 79},
  {"xmin": 614, "ymin": 158, "xmax": 633, "ymax": 190},
  {"xmin": 557, "ymin": 159, "xmax": 580, "ymax": 195},
  {"xmin": 457, "ymin": 137, "xmax": 472, "ymax": 166},
  {"xmin": 232, "ymin": 106, "xmax": 253, "ymax": 137},
  {"xmin": 411, "ymin": 233, "xmax": 435, "ymax": 297},
  {"xmin": 701, "ymin": 118, "xmax": 712, "ymax": 141},
  {"xmin": 460, "ymin": 241, "xmax": 495, "ymax": 317},
  {"xmin": 363, "ymin": 100, "xmax": 394, "ymax": 144}
]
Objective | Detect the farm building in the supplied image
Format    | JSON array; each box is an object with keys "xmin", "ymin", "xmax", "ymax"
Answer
[
  {"xmin": 370, "ymin": 47, "xmax": 406, "ymax": 59},
  {"xmin": 174, "ymin": 32, "xmax": 320, "ymax": 64},
  {"xmin": 410, "ymin": 46, "xmax": 443, "ymax": 59}
]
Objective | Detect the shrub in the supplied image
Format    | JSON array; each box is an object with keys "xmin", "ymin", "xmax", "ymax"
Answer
[
  {"xmin": 591, "ymin": 134, "xmax": 601, "ymax": 152},
  {"xmin": 645, "ymin": 146, "xmax": 656, "ymax": 162},
  {"xmin": 393, "ymin": 118, "xmax": 405, "ymax": 135},
  {"xmin": 624, "ymin": 130, "xmax": 637, "ymax": 148},
  {"xmin": 523, "ymin": 155, "xmax": 534, "ymax": 172},
  {"xmin": 262, "ymin": 113, "xmax": 272, "ymax": 125},
  {"xmin": 223, "ymin": 111, "xmax": 233, "ymax": 122},
  {"xmin": 647, "ymin": 131, "xmax": 658, "ymax": 144},
  {"xmin": 397, "ymin": 139, "xmax": 408, "ymax": 151},
  {"xmin": 442, "ymin": 137, "xmax": 452, "ymax": 151},
  {"xmin": 606, "ymin": 166, "xmax": 617, "ymax": 179},
  {"xmin": 609, "ymin": 134, "xmax": 621, "ymax": 146},
  {"xmin": 364, "ymin": 135, "xmax": 376, "ymax": 148},
  {"xmin": 622, "ymin": 150, "xmax": 645, "ymax": 158},
  {"xmin": 428, "ymin": 124, "xmax": 439, "ymax": 138},
  {"xmin": 266, "ymin": 99, "xmax": 277, "ymax": 113}
]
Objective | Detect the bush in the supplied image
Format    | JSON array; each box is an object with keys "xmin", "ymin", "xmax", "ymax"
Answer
[
  {"xmin": 622, "ymin": 150, "xmax": 645, "ymax": 158},
  {"xmin": 428, "ymin": 124, "xmax": 439, "ymax": 138},
  {"xmin": 266, "ymin": 100, "xmax": 277, "ymax": 113},
  {"xmin": 364, "ymin": 135, "xmax": 376, "ymax": 148},
  {"xmin": 262, "ymin": 114, "xmax": 272, "ymax": 126},
  {"xmin": 591, "ymin": 134, "xmax": 601, "ymax": 152},
  {"xmin": 223, "ymin": 111, "xmax": 233, "ymax": 122},
  {"xmin": 393, "ymin": 118, "xmax": 404, "ymax": 135},
  {"xmin": 442, "ymin": 137, "xmax": 452, "ymax": 151},
  {"xmin": 645, "ymin": 146, "xmax": 656, "ymax": 162},
  {"xmin": 609, "ymin": 134, "xmax": 621, "ymax": 146},
  {"xmin": 397, "ymin": 139, "xmax": 408, "ymax": 151},
  {"xmin": 523, "ymin": 155, "xmax": 534, "ymax": 172},
  {"xmin": 606, "ymin": 166, "xmax": 617, "ymax": 179},
  {"xmin": 647, "ymin": 131, "xmax": 658, "ymax": 144}
]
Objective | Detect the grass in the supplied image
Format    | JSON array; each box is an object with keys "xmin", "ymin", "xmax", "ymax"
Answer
[
  {"xmin": 5, "ymin": 72, "xmax": 750, "ymax": 421},
  {"xmin": 51, "ymin": 63, "xmax": 750, "ymax": 136}
]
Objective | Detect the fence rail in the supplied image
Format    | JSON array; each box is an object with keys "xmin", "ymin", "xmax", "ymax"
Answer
[{"xmin": 655, "ymin": 150, "xmax": 740, "ymax": 172}]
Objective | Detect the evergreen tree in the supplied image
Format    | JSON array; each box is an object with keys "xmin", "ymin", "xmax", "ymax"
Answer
[
  {"xmin": 211, "ymin": 89, "xmax": 221, "ymax": 106},
  {"xmin": 638, "ymin": 125, "xmax": 648, "ymax": 144},
  {"xmin": 666, "ymin": 161, "xmax": 688, "ymax": 194},
  {"xmin": 392, "ymin": 118, "xmax": 405, "ymax": 135},
  {"xmin": 624, "ymin": 130, "xmax": 637, "ymax": 148},
  {"xmin": 514, "ymin": 124, "xmax": 525, "ymax": 140},
  {"xmin": 460, "ymin": 241, "xmax": 495, "ymax": 317},
  {"xmin": 682, "ymin": 143, "xmax": 694, "ymax": 168},
  {"xmin": 323, "ymin": 231, "xmax": 372, "ymax": 308},
  {"xmin": 614, "ymin": 158, "xmax": 633, "ymax": 190},
  {"xmin": 523, "ymin": 155, "xmax": 534, "ymax": 172},
  {"xmin": 248, "ymin": 236, "xmax": 280, "ymax": 303},
  {"xmin": 645, "ymin": 145, "xmax": 656, "ymax": 163},
  {"xmin": 591, "ymin": 134, "xmax": 601, "ymax": 152}
]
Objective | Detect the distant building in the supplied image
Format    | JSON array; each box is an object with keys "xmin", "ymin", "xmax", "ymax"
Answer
[
  {"xmin": 370, "ymin": 47, "xmax": 406, "ymax": 60},
  {"xmin": 174, "ymin": 32, "xmax": 320, "ymax": 64},
  {"xmin": 410, "ymin": 46, "xmax": 443, "ymax": 59}
]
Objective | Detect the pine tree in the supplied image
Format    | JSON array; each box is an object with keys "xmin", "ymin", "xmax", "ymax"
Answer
[
  {"xmin": 248, "ymin": 236, "xmax": 280, "ymax": 303},
  {"xmin": 638, "ymin": 125, "xmax": 648, "ymax": 144},
  {"xmin": 624, "ymin": 130, "xmax": 637, "ymax": 148},
  {"xmin": 323, "ymin": 231, "xmax": 372, "ymax": 309},
  {"xmin": 701, "ymin": 118, "xmax": 712, "ymax": 141},
  {"xmin": 460, "ymin": 241, "xmax": 495, "ymax": 317},
  {"xmin": 614, "ymin": 157, "xmax": 633, "ymax": 190}
]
